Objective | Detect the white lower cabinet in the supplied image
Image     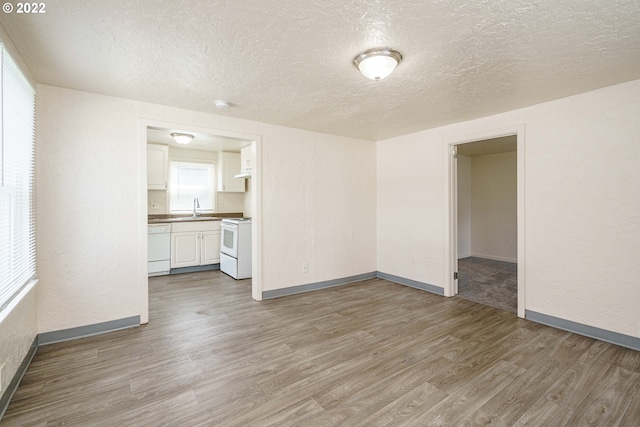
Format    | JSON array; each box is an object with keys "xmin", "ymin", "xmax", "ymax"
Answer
[
  {"xmin": 170, "ymin": 221, "xmax": 221, "ymax": 268},
  {"xmin": 201, "ymin": 231, "xmax": 222, "ymax": 265}
]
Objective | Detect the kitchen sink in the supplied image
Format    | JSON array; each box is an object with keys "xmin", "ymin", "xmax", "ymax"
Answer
[
  {"xmin": 171, "ymin": 216, "xmax": 222, "ymax": 221},
  {"xmin": 148, "ymin": 216, "xmax": 223, "ymax": 224}
]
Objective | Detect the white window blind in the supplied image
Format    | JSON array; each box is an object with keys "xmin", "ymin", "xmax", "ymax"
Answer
[
  {"xmin": 0, "ymin": 44, "xmax": 36, "ymax": 310},
  {"xmin": 169, "ymin": 161, "xmax": 215, "ymax": 212}
]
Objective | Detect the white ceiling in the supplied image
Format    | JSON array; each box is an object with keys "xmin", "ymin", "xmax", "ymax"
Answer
[
  {"xmin": 147, "ymin": 127, "xmax": 250, "ymax": 152},
  {"xmin": 1, "ymin": 0, "xmax": 639, "ymax": 140}
]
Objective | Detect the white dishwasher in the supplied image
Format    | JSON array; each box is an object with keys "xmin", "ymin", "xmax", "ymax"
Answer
[{"xmin": 148, "ymin": 223, "xmax": 171, "ymax": 276}]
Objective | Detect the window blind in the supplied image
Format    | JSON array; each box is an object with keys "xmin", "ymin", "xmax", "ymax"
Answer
[
  {"xmin": 169, "ymin": 161, "xmax": 215, "ymax": 212},
  {"xmin": 0, "ymin": 43, "xmax": 36, "ymax": 310}
]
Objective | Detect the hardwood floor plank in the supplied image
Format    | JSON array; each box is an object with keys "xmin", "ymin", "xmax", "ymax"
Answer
[
  {"xmin": 613, "ymin": 348, "xmax": 640, "ymax": 373},
  {"xmin": 501, "ymin": 327, "xmax": 576, "ymax": 369},
  {"xmin": 619, "ymin": 384, "xmax": 640, "ymax": 427},
  {"xmin": 467, "ymin": 345, "xmax": 581, "ymax": 425},
  {"xmin": 565, "ymin": 365, "xmax": 640, "ymax": 426},
  {"xmin": 413, "ymin": 360, "xmax": 526, "ymax": 426},
  {"xmin": 315, "ymin": 336, "xmax": 456, "ymax": 411},
  {"xmin": 514, "ymin": 397, "xmax": 575, "ymax": 426},
  {"xmin": 543, "ymin": 339, "xmax": 626, "ymax": 411},
  {"xmin": 246, "ymin": 397, "xmax": 324, "ymax": 427},
  {"xmin": 310, "ymin": 354, "xmax": 453, "ymax": 426},
  {"xmin": 2, "ymin": 270, "xmax": 639, "ymax": 426},
  {"xmin": 449, "ymin": 324, "xmax": 538, "ymax": 365},
  {"xmin": 2, "ymin": 384, "xmax": 133, "ymax": 425},
  {"xmin": 356, "ymin": 382, "xmax": 448, "ymax": 426}
]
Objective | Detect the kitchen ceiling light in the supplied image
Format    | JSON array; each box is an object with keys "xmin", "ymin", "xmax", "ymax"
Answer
[
  {"xmin": 171, "ymin": 133, "xmax": 194, "ymax": 145},
  {"xmin": 353, "ymin": 47, "xmax": 403, "ymax": 81}
]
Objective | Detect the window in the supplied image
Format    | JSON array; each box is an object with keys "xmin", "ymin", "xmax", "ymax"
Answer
[
  {"xmin": 0, "ymin": 43, "xmax": 36, "ymax": 310},
  {"xmin": 169, "ymin": 160, "xmax": 216, "ymax": 213}
]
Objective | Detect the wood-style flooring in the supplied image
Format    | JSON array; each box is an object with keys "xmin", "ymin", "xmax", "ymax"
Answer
[{"xmin": 2, "ymin": 271, "xmax": 639, "ymax": 426}]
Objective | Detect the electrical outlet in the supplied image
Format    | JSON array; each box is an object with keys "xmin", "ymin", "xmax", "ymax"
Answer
[
  {"xmin": 150, "ymin": 201, "xmax": 159, "ymax": 210},
  {"xmin": 302, "ymin": 262, "xmax": 309, "ymax": 273}
]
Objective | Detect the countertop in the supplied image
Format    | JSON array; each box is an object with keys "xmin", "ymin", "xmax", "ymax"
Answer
[{"xmin": 148, "ymin": 213, "xmax": 243, "ymax": 224}]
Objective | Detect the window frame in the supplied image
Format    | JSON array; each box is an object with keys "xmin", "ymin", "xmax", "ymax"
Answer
[{"xmin": 0, "ymin": 42, "xmax": 37, "ymax": 311}]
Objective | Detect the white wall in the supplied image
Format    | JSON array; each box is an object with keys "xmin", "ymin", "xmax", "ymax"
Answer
[
  {"xmin": 36, "ymin": 87, "xmax": 142, "ymax": 333},
  {"xmin": 470, "ymin": 151, "xmax": 517, "ymax": 262},
  {"xmin": 217, "ymin": 192, "xmax": 245, "ymax": 214},
  {"xmin": 140, "ymin": 102, "xmax": 378, "ymax": 292},
  {"xmin": 377, "ymin": 133, "xmax": 445, "ymax": 286},
  {"xmin": 33, "ymin": 74, "xmax": 640, "ymax": 343},
  {"xmin": 243, "ymin": 178, "xmax": 252, "ymax": 217},
  {"xmin": 147, "ymin": 189, "xmax": 167, "ymax": 214},
  {"xmin": 35, "ymin": 85, "xmax": 377, "ymax": 333},
  {"xmin": 457, "ymin": 155, "xmax": 471, "ymax": 258},
  {"xmin": 243, "ymin": 145, "xmax": 255, "ymax": 217},
  {"xmin": 378, "ymin": 79, "xmax": 640, "ymax": 338}
]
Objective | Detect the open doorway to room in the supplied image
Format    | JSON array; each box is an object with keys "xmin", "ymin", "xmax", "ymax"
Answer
[
  {"xmin": 455, "ymin": 136, "xmax": 518, "ymax": 313},
  {"xmin": 140, "ymin": 121, "xmax": 261, "ymax": 324}
]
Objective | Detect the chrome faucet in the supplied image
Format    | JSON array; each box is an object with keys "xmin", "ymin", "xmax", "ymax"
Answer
[{"xmin": 192, "ymin": 197, "xmax": 200, "ymax": 217}]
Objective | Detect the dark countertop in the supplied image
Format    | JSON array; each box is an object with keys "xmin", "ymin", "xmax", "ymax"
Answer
[{"xmin": 148, "ymin": 213, "xmax": 243, "ymax": 224}]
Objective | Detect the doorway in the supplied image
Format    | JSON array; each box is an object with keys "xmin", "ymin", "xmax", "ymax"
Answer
[
  {"xmin": 444, "ymin": 125, "xmax": 526, "ymax": 318},
  {"xmin": 456, "ymin": 136, "xmax": 517, "ymax": 312},
  {"xmin": 139, "ymin": 119, "xmax": 262, "ymax": 324}
]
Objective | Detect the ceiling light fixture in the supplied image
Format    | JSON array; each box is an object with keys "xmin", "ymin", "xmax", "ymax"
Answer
[
  {"xmin": 171, "ymin": 133, "xmax": 195, "ymax": 145},
  {"xmin": 353, "ymin": 47, "xmax": 403, "ymax": 81},
  {"xmin": 215, "ymin": 100, "xmax": 230, "ymax": 110}
]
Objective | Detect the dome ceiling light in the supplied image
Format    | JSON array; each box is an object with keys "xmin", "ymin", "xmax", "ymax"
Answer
[
  {"xmin": 353, "ymin": 47, "xmax": 403, "ymax": 81},
  {"xmin": 171, "ymin": 133, "xmax": 195, "ymax": 145}
]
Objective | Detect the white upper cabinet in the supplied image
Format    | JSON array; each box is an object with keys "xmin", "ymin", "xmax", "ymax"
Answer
[
  {"xmin": 218, "ymin": 151, "xmax": 245, "ymax": 192},
  {"xmin": 240, "ymin": 145, "xmax": 252, "ymax": 174},
  {"xmin": 147, "ymin": 144, "xmax": 169, "ymax": 190}
]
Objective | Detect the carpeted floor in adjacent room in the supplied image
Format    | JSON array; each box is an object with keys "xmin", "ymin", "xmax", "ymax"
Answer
[{"xmin": 457, "ymin": 256, "xmax": 517, "ymax": 313}]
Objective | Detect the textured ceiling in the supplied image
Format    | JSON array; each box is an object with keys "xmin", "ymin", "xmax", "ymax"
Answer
[{"xmin": 1, "ymin": 0, "xmax": 639, "ymax": 140}]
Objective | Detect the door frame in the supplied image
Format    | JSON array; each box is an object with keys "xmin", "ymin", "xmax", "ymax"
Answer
[
  {"xmin": 139, "ymin": 118, "xmax": 263, "ymax": 324},
  {"xmin": 443, "ymin": 124, "xmax": 526, "ymax": 318}
]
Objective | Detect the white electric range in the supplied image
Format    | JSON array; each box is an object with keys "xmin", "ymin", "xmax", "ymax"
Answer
[{"xmin": 220, "ymin": 218, "xmax": 252, "ymax": 279}]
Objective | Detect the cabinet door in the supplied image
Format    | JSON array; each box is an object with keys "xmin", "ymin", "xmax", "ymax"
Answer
[
  {"xmin": 201, "ymin": 230, "xmax": 221, "ymax": 265},
  {"xmin": 147, "ymin": 144, "xmax": 168, "ymax": 190},
  {"xmin": 218, "ymin": 152, "xmax": 245, "ymax": 192},
  {"xmin": 240, "ymin": 145, "xmax": 252, "ymax": 172},
  {"xmin": 171, "ymin": 232, "xmax": 200, "ymax": 268}
]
